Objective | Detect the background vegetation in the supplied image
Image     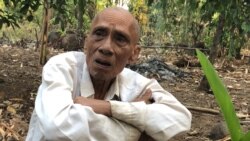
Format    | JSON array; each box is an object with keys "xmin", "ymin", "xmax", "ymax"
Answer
[
  {"xmin": 0, "ymin": 0, "xmax": 250, "ymax": 58},
  {"xmin": 0, "ymin": 1, "xmax": 250, "ymax": 139}
]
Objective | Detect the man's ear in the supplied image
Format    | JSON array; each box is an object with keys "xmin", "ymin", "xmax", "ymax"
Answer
[{"xmin": 128, "ymin": 45, "xmax": 141, "ymax": 64}]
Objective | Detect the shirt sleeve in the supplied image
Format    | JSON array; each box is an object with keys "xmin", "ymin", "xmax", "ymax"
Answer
[
  {"xmin": 34, "ymin": 61, "xmax": 140, "ymax": 141},
  {"xmin": 110, "ymin": 79, "xmax": 192, "ymax": 141}
]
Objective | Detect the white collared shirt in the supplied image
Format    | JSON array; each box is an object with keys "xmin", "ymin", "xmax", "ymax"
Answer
[{"xmin": 26, "ymin": 52, "xmax": 191, "ymax": 141}]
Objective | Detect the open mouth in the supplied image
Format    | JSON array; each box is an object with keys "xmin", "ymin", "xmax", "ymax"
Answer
[{"xmin": 95, "ymin": 59, "xmax": 112, "ymax": 67}]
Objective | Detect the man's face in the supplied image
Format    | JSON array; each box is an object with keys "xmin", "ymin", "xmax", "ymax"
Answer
[{"xmin": 85, "ymin": 9, "xmax": 139, "ymax": 80}]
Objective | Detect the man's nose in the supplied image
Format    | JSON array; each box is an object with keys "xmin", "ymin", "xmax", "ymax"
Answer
[{"xmin": 98, "ymin": 36, "xmax": 114, "ymax": 56}]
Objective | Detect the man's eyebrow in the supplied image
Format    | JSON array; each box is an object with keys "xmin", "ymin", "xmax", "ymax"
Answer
[
  {"xmin": 92, "ymin": 26, "xmax": 107, "ymax": 32},
  {"xmin": 113, "ymin": 29, "xmax": 130, "ymax": 40},
  {"xmin": 115, "ymin": 31, "xmax": 129, "ymax": 41},
  {"xmin": 94, "ymin": 26, "xmax": 130, "ymax": 38}
]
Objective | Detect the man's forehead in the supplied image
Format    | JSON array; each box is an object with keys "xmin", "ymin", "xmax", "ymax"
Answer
[
  {"xmin": 90, "ymin": 7, "xmax": 139, "ymax": 44},
  {"xmin": 97, "ymin": 7, "xmax": 133, "ymax": 19},
  {"xmin": 92, "ymin": 8, "xmax": 135, "ymax": 28}
]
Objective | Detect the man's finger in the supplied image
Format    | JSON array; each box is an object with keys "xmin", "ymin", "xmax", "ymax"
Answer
[
  {"xmin": 133, "ymin": 89, "xmax": 153, "ymax": 103},
  {"xmin": 141, "ymin": 89, "xmax": 152, "ymax": 100}
]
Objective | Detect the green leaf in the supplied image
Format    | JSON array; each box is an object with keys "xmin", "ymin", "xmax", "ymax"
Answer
[
  {"xmin": 240, "ymin": 131, "xmax": 250, "ymax": 141},
  {"xmin": 20, "ymin": 4, "xmax": 29, "ymax": 14},
  {"xmin": 241, "ymin": 22, "xmax": 250, "ymax": 33},
  {"xmin": 30, "ymin": 1, "xmax": 41, "ymax": 11},
  {"xmin": 73, "ymin": 0, "xmax": 77, "ymax": 5},
  {"xmin": 54, "ymin": 16, "xmax": 60, "ymax": 24},
  {"xmin": 3, "ymin": 0, "xmax": 10, "ymax": 7},
  {"xmin": 196, "ymin": 49, "xmax": 243, "ymax": 141},
  {"xmin": 27, "ymin": 14, "xmax": 33, "ymax": 21}
]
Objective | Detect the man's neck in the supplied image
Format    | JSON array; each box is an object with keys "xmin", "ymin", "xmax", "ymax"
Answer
[{"xmin": 91, "ymin": 76, "xmax": 115, "ymax": 100}]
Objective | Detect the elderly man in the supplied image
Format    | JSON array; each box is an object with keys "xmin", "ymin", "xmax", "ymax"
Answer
[{"xmin": 26, "ymin": 7, "xmax": 191, "ymax": 141}]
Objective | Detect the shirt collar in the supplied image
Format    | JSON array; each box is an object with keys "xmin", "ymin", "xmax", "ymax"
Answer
[
  {"xmin": 105, "ymin": 76, "xmax": 120, "ymax": 100},
  {"xmin": 80, "ymin": 61, "xmax": 95, "ymax": 98},
  {"xmin": 80, "ymin": 61, "xmax": 120, "ymax": 100}
]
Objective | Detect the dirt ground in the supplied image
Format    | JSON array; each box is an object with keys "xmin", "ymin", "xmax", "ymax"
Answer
[{"xmin": 0, "ymin": 44, "xmax": 249, "ymax": 141}]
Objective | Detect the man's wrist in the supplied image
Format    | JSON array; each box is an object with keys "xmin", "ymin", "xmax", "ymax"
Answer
[
  {"xmin": 109, "ymin": 100, "xmax": 146, "ymax": 131},
  {"xmin": 95, "ymin": 100, "xmax": 112, "ymax": 117},
  {"xmin": 103, "ymin": 101, "xmax": 112, "ymax": 117}
]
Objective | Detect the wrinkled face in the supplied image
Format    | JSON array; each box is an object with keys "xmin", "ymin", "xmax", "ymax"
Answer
[{"xmin": 85, "ymin": 8, "xmax": 139, "ymax": 80}]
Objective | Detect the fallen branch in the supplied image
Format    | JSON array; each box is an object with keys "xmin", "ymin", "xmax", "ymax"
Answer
[
  {"xmin": 186, "ymin": 105, "xmax": 220, "ymax": 115},
  {"xmin": 186, "ymin": 105, "xmax": 249, "ymax": 119},
  {"xmin": 0, "ymin": 122, "xmax": 21, "ymax": 140},
  {"xmin": 240, "ymin": 120, "xmax": 250, "ymax": 125},
  {"xmin": 140, "ymin": 45, "xmax": 210, "ymax": 51},
  {"xmin": 218, "ymin": 135, "xmax": 231, "ymax": 141}
]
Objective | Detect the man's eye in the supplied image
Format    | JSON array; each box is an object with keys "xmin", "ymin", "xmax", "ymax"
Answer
[
  {"xmin": 94, "ymin": 29, "xmax": 106, "ymax": 37},
  {"xmin": 115, "ymin": 34, "xmax": 128, "ymax": 45}
]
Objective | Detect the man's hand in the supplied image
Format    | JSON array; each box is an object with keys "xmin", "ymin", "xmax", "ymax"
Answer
[
  {"xmin": 134, "ymin": 89, "xmax": 156, "ymax": 141},
  {"xmin": 133, "ymin": 89, "xmax": 154, "ymax": 104},
  {"xmin": 74, "ymin": 97, "xmax": 112, "ymax": 117},
  {"xmin": 74, "ymin": 89, "xmax": 153, "ymax": 116}
]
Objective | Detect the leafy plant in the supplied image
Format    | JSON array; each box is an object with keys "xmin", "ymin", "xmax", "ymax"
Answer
[
  {"xmin": 196, "ymin": 49, "xmax": 250, "ymax": 141},
  {"xmin": 0, "ymin": 0, "xmax": 41, "ymax": 29}
]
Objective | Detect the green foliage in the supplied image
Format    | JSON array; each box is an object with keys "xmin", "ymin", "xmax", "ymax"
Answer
[
  {"xmin": 128, "ymin": 0, "xmax": 148, "ymax": 26},
  {"xmin": 240, "ymin": 131, "xmax": 250, "ymax": 141},
  {"xmin": 196, "ymin": 49, "xmax": 250, "ymax": 141},
  {"xmin": 197, "ymin": 0, "xmax": 250, "ymax": 56},
  {"xmin": 1, "ymin": 0, "xmax": 249, "ymax": 56},
  {"xmin": 0, "ymin": 0, "xmax": 41, "ymax": 29},
  {"xmin": 242, "ymin": 22, "xmax": 250, "ymax": 33},
  {"xmin": 137, "ymin": 0, "xmax": 250, "ymax": 57},
  {"xmin": 0, "ymin": 9, "xmax": 20, "ymax": 29},
  {"xmin": 96, "ymin": 0, "xmax": 114, "ymax": 11},
  {"xmin": 49, "ymin": 0, "xmax": 72, "ymax": 31},
  {"xmin": 0, "ymin": 0, "xmax": 4, "ymax": 9},
  {"xmin": 140, "ymin": 0, "xmax": 208, "ymax": 46},
  {"xmin": 1, "ymin": 20, "xmax": 41, "ymax": 41},
  {"xmin": 49, "ymin": 0, "xmax": 96, "ymax": 32},
  {"xmin": 0, "ymin": 0, "xmax": 123, "ymax": 38}
]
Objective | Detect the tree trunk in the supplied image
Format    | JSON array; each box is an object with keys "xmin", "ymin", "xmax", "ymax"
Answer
[
  {"xmin": 39, "ymin": 0, "xmax": 49, "ymax": 65},
  {"xmin": 198, "ymin": 14, "xmax": 225, "ymax": 91},
  {"xmin": 209, "ymin": 15, "xmax": 225, "ymax": 64},
  {"xmin": 77, "ymin": 0, "xmax": 85, "ymax": 33},
  {"xmin": 77, "ymin": 0, "xmax": 86, "ymax": 50}
]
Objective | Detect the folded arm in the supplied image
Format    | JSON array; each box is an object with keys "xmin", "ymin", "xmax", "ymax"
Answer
[
  {"xmin": 35, "ymin": 62, "xmax": 140, "ymax": 141},
  {"xmin": 75, "ymin": 83, "xmax": 192, "ymax": 141},
  {"xmin": 109, "ymin": 80, "xmax": 192, "ymax": 141}
]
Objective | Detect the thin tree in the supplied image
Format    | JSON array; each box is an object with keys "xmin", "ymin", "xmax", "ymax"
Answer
[{"xmin": 39, "ymin": 0, "xmax": 49, "ymax": 65}]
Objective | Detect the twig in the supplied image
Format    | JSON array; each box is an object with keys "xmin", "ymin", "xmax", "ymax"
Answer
[
  {"xmin": 240, "ymin": 120, "xmax": 250, "ymax": 125},
  {"xmin": 140, "ymin": 45, "xmax": 210, "ymax": 51},
  {"xmin": 217, "ymin": 135, "xmax": 231, "ymax": 141},
  {"xmin": 35, "ymin": 28, "xmax": 39, "ymax": 51},
  {"xmin": 219, "ymin": 58, "xmax": 226, "ymax": 69},
  {"xmin": 0, "ymin": 122, "xmax": 21, "ymax": 140},
  {"xmin": 186, "ymin": 105, "xmax": 220, "ymax": 115},
  {"xmin": 186, "ymin": 105, "xmax": 249, "ymax": 119}
]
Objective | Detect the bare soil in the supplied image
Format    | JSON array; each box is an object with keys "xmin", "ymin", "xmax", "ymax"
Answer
[{"xmin": 0, "ymin": 45, "xmax": 249, "ymax": 141}]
